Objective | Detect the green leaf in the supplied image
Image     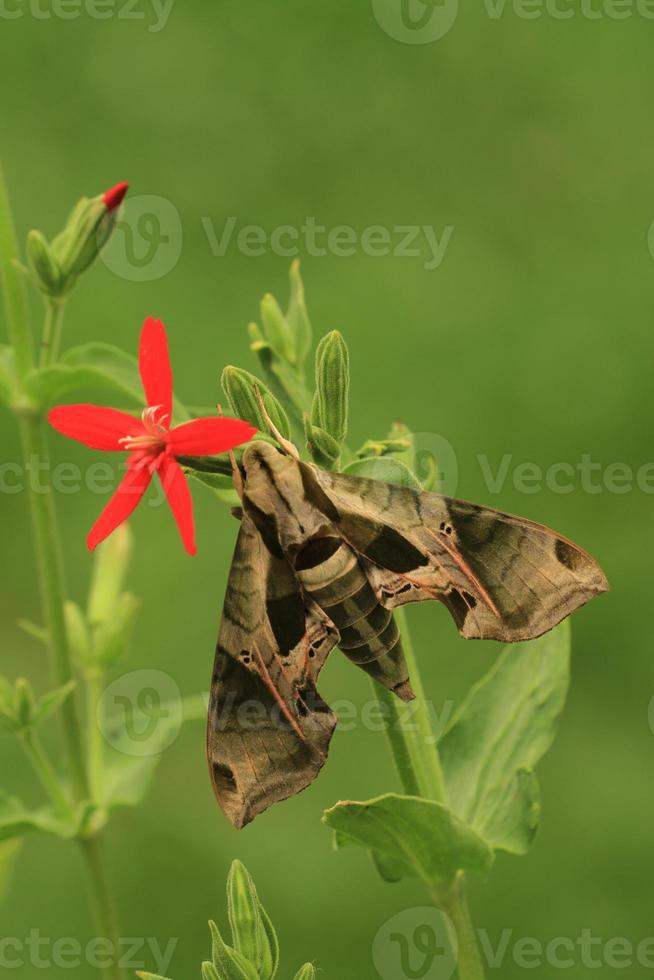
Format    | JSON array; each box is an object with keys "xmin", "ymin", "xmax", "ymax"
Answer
[
  {"xmin": 0, "ymin": 792, "xmax": 76, "ymax": 841},
  {"xmin": 257, "ymin": 902, "xmax": 279, "ymax": 980},
  {"xmin": 0, "ymin": 838, "xmax": 22, "ymax": 903},
  {"xmin": 209, "ymin": 920, "xmax": 259, "ymax": 980},
  {"xmin": 184, "ymin": 466, "xmax": 240, "ymax": 506},
  {"xmin": 0, "ymin": 344, "xmax": 15, "ymax": 405},
  {"xmin": 100, "ymin": 695, "xmax": 207, "ymax": 810},
  {"xmin": 260, "ymin": 292, "xmax": 295, "ymax": 364},
  {"xmin": 323, "ymin": 793, "xmax": 493, "ymax": 890},
  {"xmin": 92, "ymin": 592, "xmax": 141, "ymax": 669},
  {"xmin": 23, "ymin": 342, "xmax": 190, "ymax": 417},
  {"xmin": 439, "ymin": 621, "xmax": 571, "ymax": 855},
  {"xmin": 342, "ymin": 455, "xmax": 421, "ymax": 490}
]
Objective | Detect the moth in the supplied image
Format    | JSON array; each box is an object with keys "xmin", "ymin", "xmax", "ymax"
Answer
[{"xmin": 207, "ymin": 439, "xmax": 607, "ymax": 828}]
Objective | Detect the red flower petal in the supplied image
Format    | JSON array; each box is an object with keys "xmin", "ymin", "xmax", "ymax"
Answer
[
  {"xmin": 103, "ymin": 181, "xmax": 129, "ymax": 211},
  {"xmin": 139, "ymin": 317, "xmax": 173, "ymax": 422},
  {"xmin": 49, "ymin": 405, "xmax": 143, "ymax": 451},
  {"xmin": 158, "ymin": 456, "xmax": 196, "ymax": 555},
  {"xmin": 168, "ymin": 417, "xmax": 257, "ymax": 456},
  {"xmin": 87, "ymin": 463, "xmax": 152, "ymax": 551}
]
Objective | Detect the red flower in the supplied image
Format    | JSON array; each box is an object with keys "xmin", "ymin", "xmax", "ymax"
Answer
[{"xmin": 48, "ymin": 317, "xmax": 256, "ymax": 555}]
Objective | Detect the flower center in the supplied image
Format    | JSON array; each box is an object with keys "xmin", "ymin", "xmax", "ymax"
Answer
[{"xmin": 119, "ymin": 406, "xmax": 169, "ymax": 454}]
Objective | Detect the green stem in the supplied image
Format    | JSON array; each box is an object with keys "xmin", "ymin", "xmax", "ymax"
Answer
[
  {"xmin": 20, "ymin": 729, "xmax": 76, "ymax": 824},
  {"xmin": 440, "ymin": 877, "xmax": 486, "ymax": 980},
  {"xmin": 0, "ymin": 161, "xmax": 33, "ymax": 379},
  {"xmin": 18, "ymin": 409, "xmax": 88, "ymax": 798},
  {"xmin": 395, "ymin": 606, "xmax": 447, "ymax": 802},
  {"xmin": 40, "ymin": 300, "xmax": 65, "ymax": 366},
  {"xmin": 374, "ymin": 685, "xmax": 421, "ymax": 797},
  {"xmin": 78, "ymin": 836, "xmax": 123, "ymax": 980},
  {"xmin": 86, "ymin": 669, "xmax": 104, "ymax": 800}
]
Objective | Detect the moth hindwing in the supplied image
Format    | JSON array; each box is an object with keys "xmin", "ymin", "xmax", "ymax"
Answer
[{"xmin": 207, "ymin": 441, "xmax": 608, "ymax": 827}]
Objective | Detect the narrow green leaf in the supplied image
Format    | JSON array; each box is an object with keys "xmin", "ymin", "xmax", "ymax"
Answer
[
  {"xmin": 286, "ymin": 260, "xmax": 312, "ymax": 366},
  {"xmin": 209, "ymin": 920, "xmax": 259, "ymax": 980},
  {"xmin": 341, "ymin": 456, "xmax": 421, "ymax": 490},
  {"xmin": 439, "ymin": 622, "xmax": 571, "ymax": 854},
  {"xmin": 257, "ymin": 902, "xmax": 279, "ymax": 980},
  {"xmin": 260, "ymin": 292, "xmax": 295, "ymax": 364},
  {"xmin": 33, "ymin": 680, "xmax": 76, "ymax": 727},
  {"xmin": 16, "ymin": 619, "xmax": 48, "ymax": 645},
  {"xmin": 323, "ymin": 793, "xmax": 494, "ymax": 889}
]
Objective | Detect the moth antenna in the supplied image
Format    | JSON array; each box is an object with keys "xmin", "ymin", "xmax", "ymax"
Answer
[{"xmin": 254, "ymin": 386, "xmax": 300, "ymax": 459}]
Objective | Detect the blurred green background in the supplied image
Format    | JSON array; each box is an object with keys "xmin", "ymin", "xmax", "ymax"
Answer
[{"xmin": 1, "ymin": 1, "xmax": 653, "ymax": 977}]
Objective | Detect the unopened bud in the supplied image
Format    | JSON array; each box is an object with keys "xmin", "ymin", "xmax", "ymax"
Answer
[
  {"xmin": 313, "ymin": 330, "xmax": 349, "ymax": 444},
  {"xmin": 221, "ymin": 367, "xmax": 290, "ymax": 440}
]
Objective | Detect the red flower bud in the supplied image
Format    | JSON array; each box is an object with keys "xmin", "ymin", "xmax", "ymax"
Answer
[{"xmin": 102, "ymin": 181, "xmax": 129, "ymax": 212}]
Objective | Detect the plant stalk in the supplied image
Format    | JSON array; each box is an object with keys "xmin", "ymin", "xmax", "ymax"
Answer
[
  {"xmin": 78, "ymin": 836, "xmax": 123, "ymax": 980},
  {"xmin": 18, "ymin": 409, "xmax": 88, "ymax": 798},
  {"xmin": 440, "ymin": 877, "xmax": 486, "ymax": 980},
  {"xmin": 0, "ymin": 162, "xmax": 33, "ymax": 379},
  {"xmin": 40, "ymin": 300, "xmax": 65, "ymax": 366}
]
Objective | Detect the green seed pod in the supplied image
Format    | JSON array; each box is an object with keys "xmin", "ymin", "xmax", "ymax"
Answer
[
  {"xmin": 201, "ymin": 963, "xmax": 220, "ymax": 980},
  {"xmin": 26, "ymin": 229, "xmax": 65, "ymax": 297},
  {"xmin": 64, "ymin": 601, "xmax": 91, "ymax": 666},
  {"xmin": 260, "ymin": 293, "xmax": 295, "ymax": 364},
  {"xmin": 292, "ymin": 965, "xmax": 317, "ymax": 980},
  {"xmin": 221, "ymin": 367, "xmax": 290, "ymax": 440},
  {"xmin": 209, "ymin": 921, "xmax": 259, "ymax": 980},
  {"xmin": 313, "ymin": 330, "xmax": 349, "ymax": 444},
  {"xmin": 304, "ymin": 416, "xmax": 341, "ymax": 470}
]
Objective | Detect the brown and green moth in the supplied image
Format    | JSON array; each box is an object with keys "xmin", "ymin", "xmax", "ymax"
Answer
[{"xmin": 207, "ymin": 440, "xmax": 607, "ymax": 828}]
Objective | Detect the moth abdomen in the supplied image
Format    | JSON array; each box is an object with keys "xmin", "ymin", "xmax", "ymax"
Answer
[{"xmin": 295, "ymin": 540, "xmax": 413, "ymax": 700}]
